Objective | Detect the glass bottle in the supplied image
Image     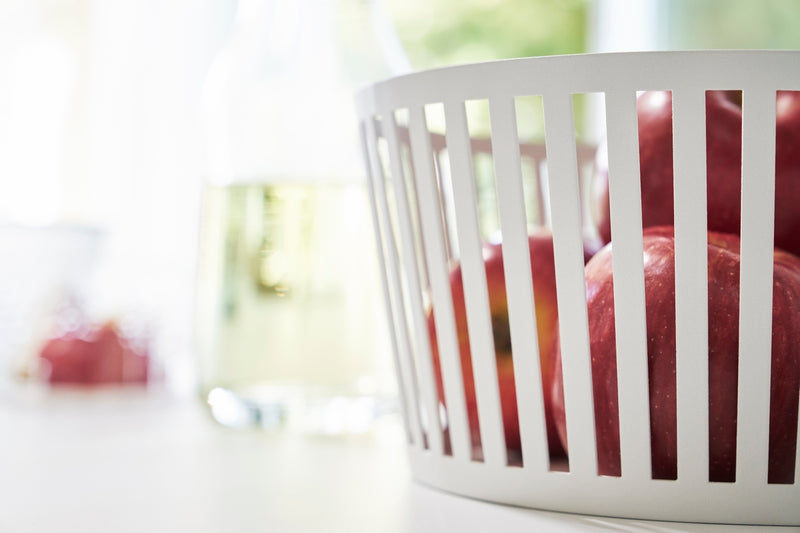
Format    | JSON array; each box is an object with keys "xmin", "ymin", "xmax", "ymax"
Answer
[{"xmin": 196, "ymin": 0, "xmax": 409, "ymax": 432}]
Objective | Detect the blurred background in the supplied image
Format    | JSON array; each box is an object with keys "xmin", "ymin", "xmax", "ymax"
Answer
[{"xmin": 1, "ymin": 0, "xmax": 799, "ymax": 401}]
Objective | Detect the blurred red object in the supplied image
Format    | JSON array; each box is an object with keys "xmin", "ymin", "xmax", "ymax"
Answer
[{"xmin": 39, "ymin": 321, "xmax": 149, "ymax": 385}]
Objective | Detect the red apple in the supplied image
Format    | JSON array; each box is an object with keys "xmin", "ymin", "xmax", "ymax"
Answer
[
  {"xmin": 428, "ymin": 229, "xmax": 566, "ymax": 463},
  {"xmin": 551, "ymin": 226, "xmax": 800, "ymax": 482},
  {"xmin": 39, "ymin": 321, "xmax": 149, "ymax": 385},
  {"xmin": 593, "ymin": 90, "xmax": 800, "ymax": 256}
]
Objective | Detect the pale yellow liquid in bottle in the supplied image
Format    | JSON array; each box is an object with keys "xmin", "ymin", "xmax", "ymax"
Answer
[{"xmin": 195, "ymin": 182, "xmax": 397, "ymax": 432}]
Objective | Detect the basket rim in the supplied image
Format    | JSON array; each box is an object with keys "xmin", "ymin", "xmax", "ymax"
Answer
[{"xmin": 354, "ymin": 49, "xmax": 800, "ymax": 116}]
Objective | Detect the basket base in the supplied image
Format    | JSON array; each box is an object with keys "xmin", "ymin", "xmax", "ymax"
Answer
[{"xmin": 408, "ymin": 447, "xmax": 800, "ymax": 526}]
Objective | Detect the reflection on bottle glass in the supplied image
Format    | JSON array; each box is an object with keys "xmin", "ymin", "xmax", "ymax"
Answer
[{"xmin": 195, "ymin": 182, "xmax": 397, "ymax": 433}]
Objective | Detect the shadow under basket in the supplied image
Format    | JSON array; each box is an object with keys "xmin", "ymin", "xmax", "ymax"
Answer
[{"xmin": 355, "ymin": 51, "xmax": 800, "ymax": 526}]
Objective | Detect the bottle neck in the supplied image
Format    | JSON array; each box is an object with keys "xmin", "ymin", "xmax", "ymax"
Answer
[
  {"xmin": 228, "ymin": 0, "xmax": 408, "ymax": 83},
  {"xmin": 203, "ymin": 0, "xmax": 410, "ymax": 185}
]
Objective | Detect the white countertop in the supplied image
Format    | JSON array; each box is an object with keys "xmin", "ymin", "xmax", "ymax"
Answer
[{"xmin": 1, "ymin": 387, "xmax": 796, "ymax": 533}]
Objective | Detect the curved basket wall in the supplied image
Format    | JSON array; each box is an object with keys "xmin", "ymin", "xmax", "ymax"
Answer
[{"xmin": 354, "ymin": 51, "xmax": 800, "ymax": 525}]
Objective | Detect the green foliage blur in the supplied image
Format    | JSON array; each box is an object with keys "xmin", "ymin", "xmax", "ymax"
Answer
[
  {"xmin": 388, "ymin": 0, "xmax": 588, "ymax": 70},
  {"xmin": 667, "ymin": 0, "xmax": 800, "ymax": 50}
]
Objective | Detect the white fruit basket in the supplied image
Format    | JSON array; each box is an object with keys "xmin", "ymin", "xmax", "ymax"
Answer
[{"xmin": 354, "ymin": 51, "xmax": 800, "ymax": 525}]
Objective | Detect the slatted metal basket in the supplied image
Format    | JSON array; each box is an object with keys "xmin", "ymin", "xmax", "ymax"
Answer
[{"xmin": 355, "ymin": 51, "xmax": 800, "ymax": 525}]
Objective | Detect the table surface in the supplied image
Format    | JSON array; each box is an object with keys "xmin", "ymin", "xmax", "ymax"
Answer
[{"xmin": 1, "ymin": 386, "xmax": 797, "ymax": 533}]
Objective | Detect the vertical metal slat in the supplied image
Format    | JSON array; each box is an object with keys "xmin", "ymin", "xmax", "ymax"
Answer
[
  {"xmin": 488, "ymin": 96, "xmax": 550, "ymax": 472},
  {"xmin": 441, "ymin": 99, "xmax": 499, "ymax": 462},
  {"xmin": 604, "ymin": 89, "xmax": 652, "ymax": 480},
  {"xmin": 736, "ymin": 88, "xmax": 777, "ymax": 485},
  {"xmin": 407, "ymin": 106, "xmax": 465, "ymax": 458},
  {"xmin": 542, "ymin": 91, "xmax": 597, "ymax": 477},
  {"xmin": 671, "ymin": 87, "xmax": 710, "ymax": 484}
]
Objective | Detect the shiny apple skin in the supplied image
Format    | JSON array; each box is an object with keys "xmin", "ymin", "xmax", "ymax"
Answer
[{"xmin": 551, "ymin": 226, "xmax": 800, "ymax": 483}]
